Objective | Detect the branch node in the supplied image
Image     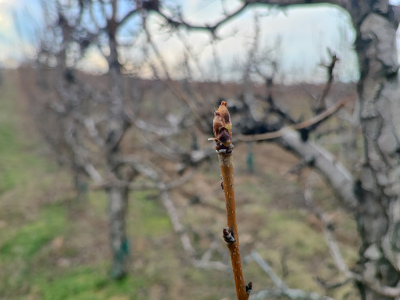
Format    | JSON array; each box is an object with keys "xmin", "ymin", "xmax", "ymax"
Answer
[
  {"xmin": 216, "ymin": 143, "xmax": 234, "ymax": 154},
  {"xmin": 246, "ymin": 281, "xmax": 253, "ymax": 295},
  {"xmin": 223, "ymin": 227, "xmax": 236, "ymax": 244}
]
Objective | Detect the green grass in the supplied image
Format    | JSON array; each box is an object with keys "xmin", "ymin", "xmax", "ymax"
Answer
[
  {"xmin": 0, "ymin": 205, "xmax": 66, "ymax": 260},
  {"xmin": 88, "ymin": 189, "xmax": 172, "ymax": 238},
  {"xmin": 266, "ymin": 210, "xmax": 328, "ymax": 259},
  {"xmin": 130, "ymin": 191, "xmax": 172, "ymax": 237},
  {"xmin": 0, "ymin": 81, "xmax": 23, "ymax": 192},
  {"xmin": 0, "ymin": 205, "xmax": 67, "ymax": 298},
  {"xmin": 33, "ymin": 266, "xmax": 145, "ymax": 300},
  {"xmin": 0, "ymin": 75, "xmax": 49, "ymax": 193}
]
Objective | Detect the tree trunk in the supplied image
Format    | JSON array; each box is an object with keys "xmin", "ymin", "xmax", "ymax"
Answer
[
  {"xmin": 72, "ymin": 160, "xmax": 88, "ymax": 203},
  {"xmin": 73, "ymin": 173, "xmax": 88, "ymax": 202},
  {"xmin": 351, "ymin": 2, "xmax": 400, "ymax": 299},
  {"xmin": 104, "ymin": 13, "xmax": 131, "ymax": 279},
  {"xmin": 107, "ymin": 184, "xmax": 129, "ymax": 279}
]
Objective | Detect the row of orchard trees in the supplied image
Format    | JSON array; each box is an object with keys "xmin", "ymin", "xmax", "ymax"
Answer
[{"xmin": 28, "ymin": 1, "xmax": 400, "ymax": 299}]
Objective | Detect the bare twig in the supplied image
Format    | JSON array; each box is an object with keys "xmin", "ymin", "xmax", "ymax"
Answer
[
  {"xmin": 120, "ymin": 155, "xmax": 229, "ymax": 271},
  {"xmin": 315, "ymin": 277, "xmax": 351, "ymax": 290},
  {"xmin": 250, "ymin": 250, "xmax": 334, "ymax": 300},
  {"xmin": 155, "ymin": 3, "xmax": 249, "ymax": 36},
  {"xmin": 142, "ymin": 21, "xmax": 203, "ymax": 123},
  {"xmin": 313, "ymin": 51, "xmax": 339, "ymax": 114},
  {"xmin": 304, "ymin": 174, "xmax": 352, "ymax": 278},
  {"xmin": 213, "ymin": 101, "xmax": 250, "ymax": 299},
  {"xmin": 251, "ymin": 250, "xmax": 287, "ymax": 290},
  {"xmin": 238, "ymin": 99, "xmax": 346, "ymax": 142}
]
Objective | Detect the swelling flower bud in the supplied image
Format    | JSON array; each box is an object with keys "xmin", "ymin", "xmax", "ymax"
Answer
[{"xmin": 213, "ymin": 101, "xmax": 232, "ymax": 147}]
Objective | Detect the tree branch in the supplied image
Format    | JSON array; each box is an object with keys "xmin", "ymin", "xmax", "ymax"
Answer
[
  {"xmin": 154, "ymin": 1, "xmax": 345, "ymax": 37},
  {"xmin": 277, "ymin": 130, "xmax": 357, "ymax": 210},
  {"xmin": 119, "ymin": 8, "xmax": 139, "ymax": 28},
  {"xmin": 155, "ymin": 3, "xmax": 249, "ymax": 36},
  {"xmin": 246, "ymin": 0, "xmax": 344, "ymax": 6},
  {"xmin": 313, "ymin": 51, "xmax": 338, "ymax": 114},
  {"xmin": 250, "ymin": 250, "xmax": 334, "ymax": 300},
  {"xmin": 238, "ymin": 99, "xmax": 346, "ymax": 141},
  {"xmin": 118, "ymin": 155, "xmax": 230, "ymax": 271},
  {"xmin": 304, "ymin": 174, "xmax": 353, "ymax": 278}
]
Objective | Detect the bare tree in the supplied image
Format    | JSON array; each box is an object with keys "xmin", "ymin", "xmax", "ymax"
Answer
[
  {"xmin": 139, "ymin": 1, "xmax": 400, "ymax": 299},
  {"xmin": 32, "ymin": 0, "xmax": 143, "ymax": 279},
  {"xmin": 28, "ymin": 0, "xmax": 231, "ymax": 280},
  {"xmin": 26, "ymin": 0, "xmax": 400, "ymax": 299}
]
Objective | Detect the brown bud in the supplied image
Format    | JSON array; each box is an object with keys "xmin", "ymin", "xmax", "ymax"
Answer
[
  {"xmin": 218, "ymin": 129, "xmax": 232, "ymax": 147},
  {"xmin": 223, "ymin": 227, "xmax": 235, "ymax": 244},
  {"xmin": 217, "ymin": 101, "xmax": 232, "ymax": 131},
  {"xmin": 213, "ymin": 102, "xmax": 232, "ymax": 147},
  {"xmin": 246, "ymin": 281, "xmax": 253, "ymax": 294},
  {"xmin": 213, "ymin": 112, "xmax": 224, "ymax": 139}
]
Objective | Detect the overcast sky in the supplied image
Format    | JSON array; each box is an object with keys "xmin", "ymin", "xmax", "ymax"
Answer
[
  {"xmin": 150, "ymin": 0, "xmax": 359, "ymax": 83},
  {"xmin": 1, "ymin": 0, "xmax": 398, "ymax": 83}
]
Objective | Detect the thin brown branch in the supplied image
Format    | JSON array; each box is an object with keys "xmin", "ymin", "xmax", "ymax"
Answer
[
  {"xmin": 214, "ymin": 102, "xmax": 250, "ymax": 299},
  {"xmin": 155, "ymin": 1, "xmax": 346, "ymax": 38},
  {"xmin": 155, "ymin": 3, "xmax": 249, "ymax": 36},
  {"xmin": 238, "ymin": 99, "xmax": 346, "ymax": 142},
  {"xmin": 313, "ymin": 52, "xmax": 338, "ymax": 114},
  {"xmin": 218, "ymin": 151, "xmax": 249, "ymax": 299}
]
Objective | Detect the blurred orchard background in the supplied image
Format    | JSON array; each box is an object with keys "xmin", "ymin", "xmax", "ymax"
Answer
[{"xmin": 1, "ymin": 1, "xmax": 400, "ymax": 299}]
